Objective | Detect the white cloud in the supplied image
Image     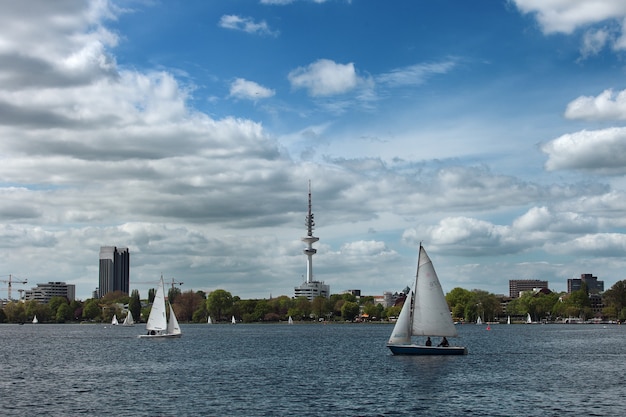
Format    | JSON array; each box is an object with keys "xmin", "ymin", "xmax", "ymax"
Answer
[
  {"xmin": 542, "ymin": 127, "xmax": 626, "ymax": 174},
  {"xmin": 513, "ymin": 0, "xmax": 626, "ymax": 34},
  {"xmin": 565, "ymin": 89, "xmax": 626, "ymax": 121},
  {"xmin": 580, "ymin": 28, "xmax": 610, "ymax": 58},
  {"xmin": 288, "ymin": 59, "xmax": 359, "ymax": 97},
  {"xmin": 376, "ymin": 60, "xmax": 457, "ymax": 87},
  {"xmin": 229, "ymin": 78, "xmax": 275, "ymax": 101},
  {"xmin": 218, "ymin": 15, "xmax": 278, "ymax": 36}
]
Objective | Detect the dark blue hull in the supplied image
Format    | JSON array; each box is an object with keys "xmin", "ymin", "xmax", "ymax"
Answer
[{"xmin": 387, "ymin": 344, "xmax": 467, "ymax": 355}]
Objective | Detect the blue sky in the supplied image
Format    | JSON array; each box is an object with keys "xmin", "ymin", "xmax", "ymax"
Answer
[{"xmin": 2, "ymin": 0, "xmax": 626, "ymax": 300}]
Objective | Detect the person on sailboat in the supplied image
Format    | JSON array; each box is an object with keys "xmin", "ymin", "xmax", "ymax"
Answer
[
  {"xmin": 438, "ymin": 337, "xmax": 449, "ymax": 347},
  {"xmin": 425, "ymin": 337, "xmax": 432, "ymax": 346}
]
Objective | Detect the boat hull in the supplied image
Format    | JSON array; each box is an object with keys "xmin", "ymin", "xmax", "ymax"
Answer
[
  {"xmin": 138, "ymin": 333, "xmax": 182, "ymax": 339},
  {"xmin": 387, "ymin": 344, "xmax": 467, "ymax": 355}
]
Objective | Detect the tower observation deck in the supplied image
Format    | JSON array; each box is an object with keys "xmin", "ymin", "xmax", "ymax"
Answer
[{"xmin": 294, "ymin": 181, "xmax": 329, "ymax": 301}]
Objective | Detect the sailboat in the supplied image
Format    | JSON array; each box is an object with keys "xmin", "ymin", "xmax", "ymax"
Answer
[
  {"xmin": 507, "ymin": 315, "xmax": 511, "ymax": 325},
  {"xmin": 122, "ymin": 311, "xmax": 134, "ymax": 326},
  {"xmin": 288, "ymin": 316, "xmax": 294, "ymax": 325},
  {"xmin": 138, "ymin": 276, "xmax": 182, "ymax": 338},
  {"xmin": 32, "ymin": 315, "xmax": 38, "ymax": 324},
  {"xmin": 526, "ymin": 313, "xmax": 532, "ymax": 324},
  {"xmin": 111, "ymin": 314, "xmax": 119, "ymax": 325},
  {"xmin": 207, "ymin": 316, "xmax": 212, "ymax": 324},
  {"xmin": 476, "ymin": 316, "xmax": 483, "ymax": 325},
  {"xmin": 231, "ymin": 315, "xmax": 236, "ymax": 324},
  {"xmin": 387, "ymin": 244, "xmax": 467, "ymax": 355}
]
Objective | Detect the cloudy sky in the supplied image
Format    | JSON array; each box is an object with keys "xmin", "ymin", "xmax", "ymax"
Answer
[{"xmin": 3, "ymin": 0, "xmax": 626, "ymax": 301}]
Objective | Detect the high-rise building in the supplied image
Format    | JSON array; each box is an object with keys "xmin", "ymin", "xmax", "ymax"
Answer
[
  {"xmin": 99, "ymin": 246, "xmax": 130, "ymax": 298},
  {"xmin": 294, "ymin": 182, "xmax": 330, "ymax": 300},
  {"xmin": 509, "ymin": 279, "xmax": 548, "ymax": 298}
]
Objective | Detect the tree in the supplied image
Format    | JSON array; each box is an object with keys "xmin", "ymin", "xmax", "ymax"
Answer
[
  {"xmin": 4, "ymin": 301, "xmax": 26, "ymax": 323},
  {"xmin": 341, "ymin": 301, "xmax": 360, "ymax": 321},
  {"xmin": 129, "ymin": 289, "xmax": 141, "ymax": 323},
  {"xmin": 82, "ymin": 298, "xmax": 101, "ymax": 321},
  {"xmin": 206, "ymin": 289, "xmax": 233, "ymax": 321},
  {"xmin": 603, "ymin": 280, "xmax": 626, "ymax": 320},
  {"xmin": 173, "ymin": 290, "xmax": 205, "ymax": 322},
  {"xmin": 56, "ymin": 303, "xmax": 73, "ymax": 323}
]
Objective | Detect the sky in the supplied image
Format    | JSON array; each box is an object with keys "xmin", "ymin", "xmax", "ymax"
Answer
[{"xmin": 3, "ymin": 0, "xmax": 626, "ymax": 301}]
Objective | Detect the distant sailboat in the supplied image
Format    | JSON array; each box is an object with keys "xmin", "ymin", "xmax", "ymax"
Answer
[
  {"xmin": 507, "ymin": 315, "xmax": 511, "ymax": 325},
  {"xmin": 32, "ymin": 315, "xmax": 38, "ymax": 324},
  {"xmin": 526, "ymin": 313, "xmax": 532, "ymax": 324},
  {"xmin": 476, "ymin": 316, "xmax": 482, "ymax": 325},
  {"xmin": 138, "ymin": 276, "xmax": 182, "ymax": 338},
  {"xmin": 387, "ymin": 244, "xmax": 467, "ymax": 355},
  {"xmin": 122, "ymin": 311, "xmax": 134, "ymax": 326},
  {"xmin": 111, "ymin": 314, "xmax": 119, "ymax": 325},
  {"xmin": 207, "ymin": 316, "xmax": 212, "ymax": 324},
  {"xmin": 231, "ymin": 315, "xmax": 236, "ymax": 324},
  {"xmin": 288, "ymin": 316, "xmax": 294, "ymax": 325}
]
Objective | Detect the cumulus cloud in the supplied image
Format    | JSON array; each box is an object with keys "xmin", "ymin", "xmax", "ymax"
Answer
[
  {"xmin": 512, "ymin": 0, "xmax": 626, "ymax": 55},
  {"xmin": 542, "ymin": 127, "xmax": 626, "ymax": 174},
  {"xmin": 229, "ymin": 78, "xmax": 275, "ymax": 101},
  {"xmin": 288, "ymin": 59, "xmax": 360, "ymax": 97},
  {"xmin": 565, "ymin": 89, "xmax": 626, "ymax": 121},
  {"xmin": 218, "ymin": 15, "xmax": 278, "ymax": 36},
  {"xmin": 512, "ymin": 0, "xmax": 626, "ymax": 35}
]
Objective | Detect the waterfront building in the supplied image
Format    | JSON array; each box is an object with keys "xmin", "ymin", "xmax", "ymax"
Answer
[
  {"xmin": 99, "ymin": 246, "xmax": 130, "ymax": 298},
  {"xmin": 24, "ymin": 282, "xmax": 75, "ymax": 303},
  {"xmin": 509, "ymin": 279, "xmax": 548, "ymax": 298},
  {"xmin": 294, "ymin": 182, "xmax": 330, "ymax": 301},
  {"xmin": 567, "ymin": 274, "xmax": 604, "ymax": 294}
]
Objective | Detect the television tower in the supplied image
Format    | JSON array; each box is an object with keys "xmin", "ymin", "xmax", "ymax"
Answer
[{"xmin": 302, "ymin": 180, "xmax": 319, "ymax": 284}]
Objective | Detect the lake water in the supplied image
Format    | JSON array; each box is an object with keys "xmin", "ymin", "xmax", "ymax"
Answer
[{"xmin": 1, "ymin": 322, "xmax": 624, "ymax": 416}]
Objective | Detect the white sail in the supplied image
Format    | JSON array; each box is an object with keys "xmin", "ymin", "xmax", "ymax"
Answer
[
  {"xmin": 32, "ymin": 315, "xmax": 38, "ymax": 324},
  {"xmin": 167, "ymin": 303, "xmax": 181, "ymax": 335},
  {"xmin": 111, "ymin": 314, "xmax": 119, "ymax": 325},
  {"xmin": 207, "ymin": 316, "xmax": 212, "ymax": 324},
  {"xmin": 387, "ymin": 290, "xmax": 413, "ymax": 344},
  {"xmin": 146, "ymin": 277, "xmax": 168, "ymax": 332},
  {"xmin": 476, "ymin": 316, "xmax": 482, "ymax": 325},
  {"xmin": 231, "ymin": 315, "xmax": 236, "ymax": 324},
  {"xmin": 507, "ymin": 315, "xmax": 511, "ymax": 324},
  {"xmin": 288, "ymin": 316, "xmax": 293, "ymax": 324},
  {"xmin": 526, "ymin": 313, "xmax": 532, "ymax": 324},
  {"xmin": 411, "ymin": 246, "xmax": 458, "ymax": 337},
  {"xmin": 122, "ymin": 311, "xmax": 134, "ymax": 326}
]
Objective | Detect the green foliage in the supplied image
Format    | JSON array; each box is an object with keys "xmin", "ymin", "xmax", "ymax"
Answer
[
  {"xmin": 206, "ymin": 289, "xmax": 234, "ymax": 322},
  {"xmin": 129, "ymin": 289, "xmax": 141, "ymax": 323},
  {"xmin": 56, "ymin": 303, "xmax": 72, "ymax": 323},
  {"xmin": 82, "ymin": 298, "xmax": 101, "ymax": 321},
  {"xmin": 341, "ymin": 301, "xmax": 359, "ymax": 321}
]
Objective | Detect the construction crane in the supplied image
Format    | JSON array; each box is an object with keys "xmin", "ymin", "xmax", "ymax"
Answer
[
  {"xmin": 169, "ymin": 278, "xmax": 183, "ymax": 290},
  {"xmin": 0, "ymin": 275, "xmax": 28, "ymax": 300}
]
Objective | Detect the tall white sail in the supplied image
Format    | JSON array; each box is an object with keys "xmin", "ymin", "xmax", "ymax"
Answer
[
  {"xmin": 146, "ymin": 277, "xmax": 168, "ymax": 332},
  {"xmin": 167, "ymin": 303, "xmax": 181, "ymax": 335},
  {"xmin": 123, "ymin": 311, "xmax": 134, "ymax": 326},
  {"xmin": 207, "ymin": 316, "xmax": 212, "ymax": 324},
  {"xmin": 32, "ymin": 315, "xmax": 38, "ymax": 324},
  {"xmin": 411, "ymin": 246, "xmax": 458, "ymax": 337},
  {"xmin": 387, "ymin": 290, "xmax": 413, "ymax": 344},
  {"xmin": 111, "ymin": 314, "xmax": 119, "ymax": 325}
]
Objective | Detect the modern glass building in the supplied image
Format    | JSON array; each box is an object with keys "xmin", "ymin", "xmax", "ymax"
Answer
[{"xmin": 99, "ymin": 246, "xmax": 130, "ymax": 298}]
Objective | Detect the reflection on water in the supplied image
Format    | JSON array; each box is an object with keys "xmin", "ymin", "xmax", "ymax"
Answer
[{"xmin": 1, "ymin": 323, "xmax": 624, "ymax": 416}]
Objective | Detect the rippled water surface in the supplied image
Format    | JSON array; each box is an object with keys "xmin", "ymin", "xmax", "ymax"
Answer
[{"xmin": 1, "ymin": 322, "xmax": 625, "ymax": 416}]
